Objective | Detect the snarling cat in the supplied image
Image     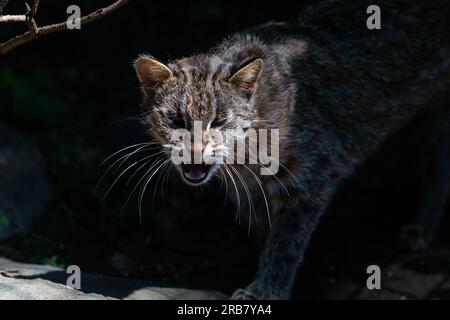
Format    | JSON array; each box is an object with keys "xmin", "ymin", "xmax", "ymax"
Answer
[{"xmin": 132, "ymin": 0, "xmax": 450, "ymax": 299}]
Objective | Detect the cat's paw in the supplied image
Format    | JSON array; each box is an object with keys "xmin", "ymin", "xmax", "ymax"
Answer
[
  {"xmin": 230, "ymin": 287, "xmax": 282, "ymax": 300},
  {"xmin": 230, "ymin": 288, "xmax": 257, "ymax": 300},
  {"xmin": 396, "ymin": 224, "xmax": 430, "ymax": 253}
]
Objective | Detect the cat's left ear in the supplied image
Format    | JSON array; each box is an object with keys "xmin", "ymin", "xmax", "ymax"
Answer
[
  {"xmin": 134, "ymin": 56, "xmax": 173, "ymax": 98},
  {"xmin": 228, "ymin": 58, "xmax": 263, "ymax": 99}
]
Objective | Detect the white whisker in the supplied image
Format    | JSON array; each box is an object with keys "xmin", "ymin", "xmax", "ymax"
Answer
[
  {"xmin": 223, "ymin": 165, "xmax": 241, "ymax": 224},
  {"xmin": 94, "ymin": 144, "xmax": 160, "ymax": 194},
  {"xmin": 228, "ymin": 164, "xmax": 257, "ymax": 235},
  {"xmin": 100, "ymin": 142, "xmax": 153, "ymax": 165},
  {"xmin": 121, "ymin": 156, "xmax": 165, "ymax": 213},
  {"xmin": 101, "ymin": 153, "xmax": 162, "ymax": 202},
  {"xmin": 138, "ymin": 159, "xmax": 170, "ymax": 222}
]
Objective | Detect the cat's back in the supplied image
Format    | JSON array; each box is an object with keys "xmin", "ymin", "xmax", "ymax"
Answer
[
  {"xmin": 221, "ymin": 0, "xmax": 449, "ymax": 84},
  {"xmin": 299, "ymin": 1, "xmax": 447, "ymax": 63}
]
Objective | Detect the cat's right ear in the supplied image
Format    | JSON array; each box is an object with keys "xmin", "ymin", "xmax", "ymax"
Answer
[
  {"xmin": 134, "ymin": 56, "xmax": 173, "ymax": 97},
  {"xmin": 228, "ymin": 58, "xmax": 263, "ymax": 99}
]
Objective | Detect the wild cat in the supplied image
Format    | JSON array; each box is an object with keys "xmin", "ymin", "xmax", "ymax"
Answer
[{"xmin": 130, "ymin": 0, "xmax": 450, "ymax": 299}]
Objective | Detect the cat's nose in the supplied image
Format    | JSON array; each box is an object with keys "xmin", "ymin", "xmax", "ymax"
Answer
[
  {"xmin": 190, "ymin": 142, "xmax": 205, "ymax": 157},
  {"xmin": 189, "ymin": 132, "xmax": 206, "ymax": 156}
]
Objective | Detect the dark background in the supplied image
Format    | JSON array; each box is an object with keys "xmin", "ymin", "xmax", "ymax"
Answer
[{"xmin": 0, "ymin": 0, "xmax": 449, "ymax": 299}]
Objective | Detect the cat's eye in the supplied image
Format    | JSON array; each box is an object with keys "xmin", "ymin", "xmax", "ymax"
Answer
[
  {"xmin": 211, "ymin": 117, "xmax": 225, "ymax": 128},
  {"xmin": 169, "ymin": 116, "xmax": 185, "ymax": 129}
]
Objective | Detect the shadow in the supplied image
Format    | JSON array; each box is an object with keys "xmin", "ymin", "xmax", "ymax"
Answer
[
  {"xmin": 402, "ymin": 254, "xmax": 450, "ymax": 275},
  {"xmin": 4, "ymin": 269, "xmax": 216, "ymax": 299}
]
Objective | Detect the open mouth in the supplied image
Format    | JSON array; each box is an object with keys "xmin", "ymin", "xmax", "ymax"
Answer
[{"xmin": 181, "ymin": 163, "xmax": 212, "ymax": 184}]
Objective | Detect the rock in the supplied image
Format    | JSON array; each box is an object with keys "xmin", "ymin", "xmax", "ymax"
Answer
[
  {"xmin": 0, "ymin": 258, "xmax": 228, "ymax": 300},
  {"xmin": 0, "ymin": 119, "xmax": 48, "ymax": 239}
]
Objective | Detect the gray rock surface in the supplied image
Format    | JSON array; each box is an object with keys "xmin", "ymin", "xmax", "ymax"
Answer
[
  {"xmin": 0, "ymin": 258, "xmax": 228, "ymax": 300},
  {"xmin": 0, "ymin": 119, "xmax": 48, "ymax": 239}
]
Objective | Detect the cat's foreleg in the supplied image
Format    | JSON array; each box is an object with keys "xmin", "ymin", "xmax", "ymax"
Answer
[{"xmin": 231, "ymin": 197, "xmax": 325, "ymax": 300}]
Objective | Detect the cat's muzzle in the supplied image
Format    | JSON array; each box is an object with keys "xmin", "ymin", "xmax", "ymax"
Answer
[{"xmin": 180, "ymin": 163, "xmax": 212, "ymax": 185}]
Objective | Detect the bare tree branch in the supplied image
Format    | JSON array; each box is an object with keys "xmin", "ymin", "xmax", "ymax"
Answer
[
  {"xmin": 0, "ymin": 15, "xmax": 26, "ymax": 22},
  {"xmin": 0, "ymin": 0, "xmax": 38, "ymax": 22},
  {"xmin": 31, "ymin": 0, "xmax": 39, "ymax": 16},
  {"xmin": 0, "ymin": 0, "xmax": 131, "ymax": 56},
  {"xmin": 25, "ymin": 1, "xmax": 38, "ymax": 35}
]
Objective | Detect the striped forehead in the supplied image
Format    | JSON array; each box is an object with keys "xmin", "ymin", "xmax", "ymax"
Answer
[
  {"xmin": 170, "ymin": 56, "xmax": 227, "ymax": 119},
  {"xmin": 172, "ymin": 55, "xmax": 225, "ymax": 84}
]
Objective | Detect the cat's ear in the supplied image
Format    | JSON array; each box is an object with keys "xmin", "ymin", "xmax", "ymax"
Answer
[
  {"xmin": 134, "ymin": 56, "xmax": 173, "ymax": 97},
  {"xmin": 228, "ymin": 58, "xmax": 263, "ymax": 98}
]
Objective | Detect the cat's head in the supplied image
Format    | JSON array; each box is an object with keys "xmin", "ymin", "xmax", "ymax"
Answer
[{"xmin": 134, "ymin": 54, "xmax": 264, "ymax": 186}]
